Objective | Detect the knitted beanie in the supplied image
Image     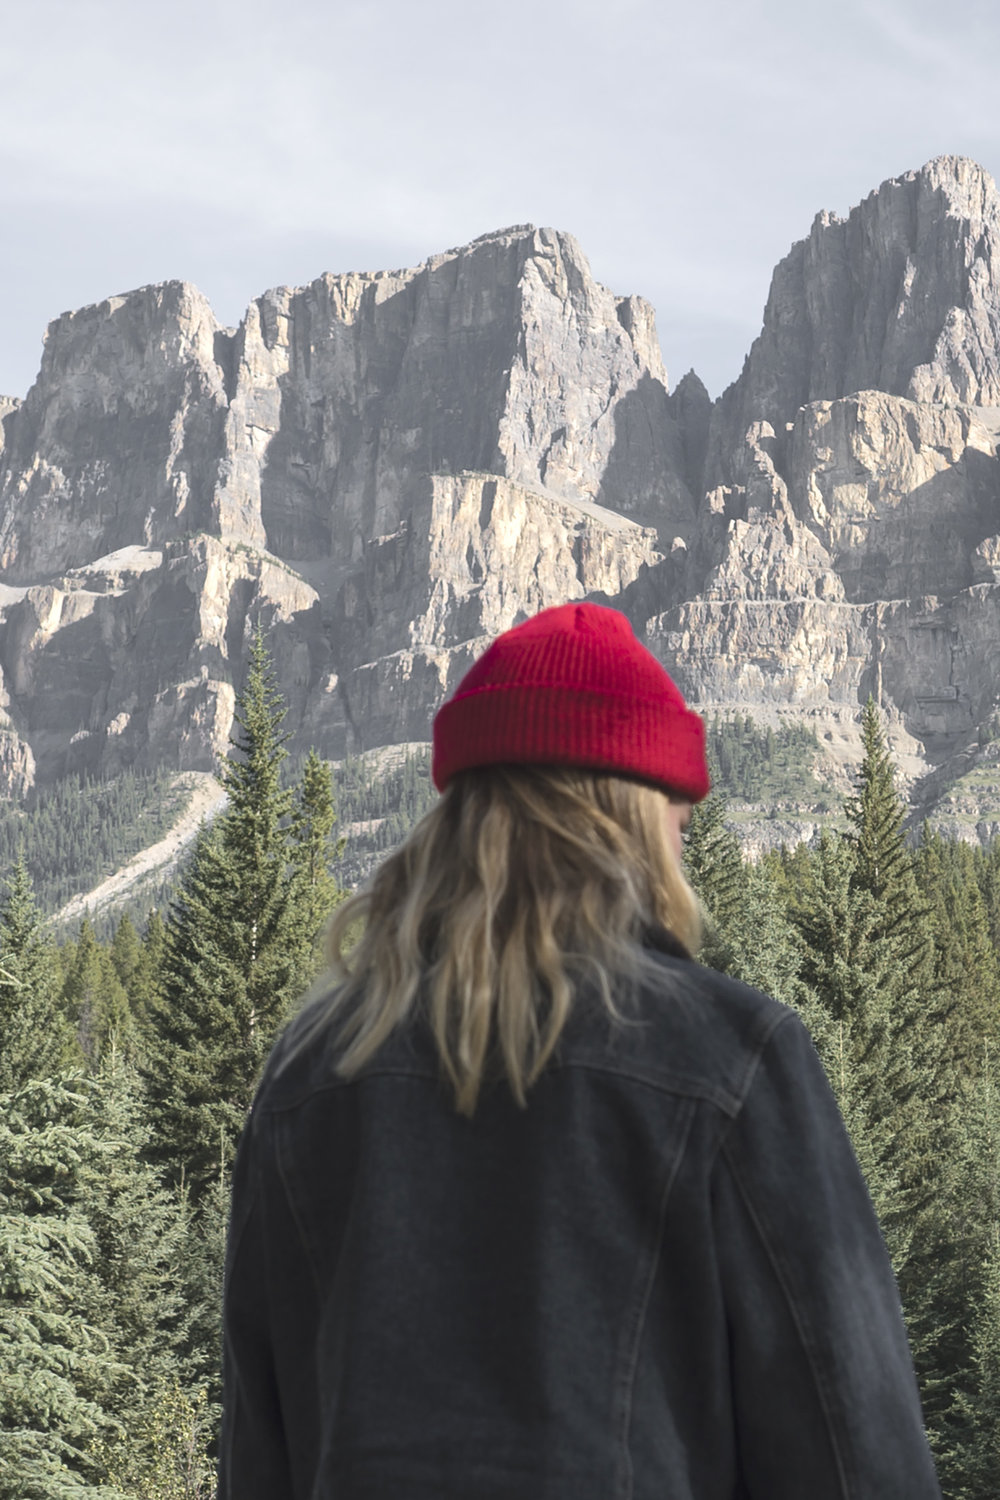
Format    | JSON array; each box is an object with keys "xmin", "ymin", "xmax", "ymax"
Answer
[{"xmin": 431, "ymin": 602, "xmax": 710, "ymax": 801}]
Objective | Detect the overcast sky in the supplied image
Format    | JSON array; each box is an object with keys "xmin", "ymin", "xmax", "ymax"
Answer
[{"xmin": 2, "ymin": 0, "xmax": 998, "ymax": 401}]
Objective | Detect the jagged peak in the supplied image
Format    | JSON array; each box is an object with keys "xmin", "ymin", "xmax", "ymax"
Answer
[
  {"xmin": 673, "ymin": 369, "xmax": 710, "ymax": 398},
  {"xmin": 909, "ymin": 153, "xmax": 996, "ymax": 189},
  {"xmin": 469, "ymin": 223, "xmax": 538, "ymax": 245},
  {"xmin": 801, "ymin": 158, "xmax": 998, "ymax": 251},
  {"xmin": 260, "ymin": 225, "xmax": 566, "ymax": 310},
  {"xmin": 858, "ymin": 155, "xmax": 999, "ymax": 217},
  {"xmin": 44, "ymin": 280, "xmax": 217, "ymax": 340}
]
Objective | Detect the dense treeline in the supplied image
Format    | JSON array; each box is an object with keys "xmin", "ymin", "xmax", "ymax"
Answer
[
  {"xmin": 325, "ymin": 748, "xmax": 438, "ymax": 888},
  {"xmin": 687, "ymin": 703, "xmax": 1000, "ymax": 1492},
  {"xmin": 704, "ymin": 711, "xmax": 834, "ymax": 806},
  {"xmin": 0, "ymin": 767, "xmax": 185, "ymax": 916},
  {"xmin": 0, "ymin": 635, "xmax": 343, "ymax": 1497},
  {"xmin": 1, "ymin": 676, "xmax": 999, "ymax": 1493}
]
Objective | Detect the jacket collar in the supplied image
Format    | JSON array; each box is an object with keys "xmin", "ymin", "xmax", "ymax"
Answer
[{"xmin": 642, "ymin": 925, "xmax": 694, "ymax": 962}]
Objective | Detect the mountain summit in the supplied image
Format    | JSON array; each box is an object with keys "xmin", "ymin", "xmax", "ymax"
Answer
[{"xmin": 1, "ymin": 160, "xmax": 1000, "ymax": 845}]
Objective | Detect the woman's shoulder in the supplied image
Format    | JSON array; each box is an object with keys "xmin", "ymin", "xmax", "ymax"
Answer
[{"xmin": 568, "ymin": 931, "xmax": 799, "ymax": 1117}]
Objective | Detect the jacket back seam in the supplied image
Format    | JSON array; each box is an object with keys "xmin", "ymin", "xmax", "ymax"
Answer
[
  {"xmin": 272, "ymin": 1116, "xmax": 325, "ymax": 1302},
  {"xmin": 720, "ymin": 1133, "xmax": 854, "ymax": 1499},
  {"xmin": 612, "ymin": 1096, "xmax": 696, "ymax": 1500}
]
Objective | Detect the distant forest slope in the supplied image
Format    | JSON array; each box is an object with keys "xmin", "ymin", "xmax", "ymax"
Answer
[
  {"xmin": 0, "ymin": 767, "xmax": 192, "ymax": 917},
  {"xmin": 0, "ymin": 716, "xmax": 860, "ymax": 938},
  {"xmin": 703, "ymin": 714, "xmax": 833, "ymax": 807}
]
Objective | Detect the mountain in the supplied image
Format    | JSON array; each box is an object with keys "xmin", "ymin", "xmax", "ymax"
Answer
[{"xmin": 2, "ymin": 157, "xmax": 1000, "ymax": 849}]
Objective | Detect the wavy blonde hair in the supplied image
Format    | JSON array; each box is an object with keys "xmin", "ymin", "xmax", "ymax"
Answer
[{"xmin": 297, "ymin": 764, "xmax": 701, "ymax": 1117}]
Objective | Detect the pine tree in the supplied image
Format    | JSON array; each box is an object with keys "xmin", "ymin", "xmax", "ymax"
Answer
[
  {"xmin": 0, "ymin": 856, "xmax": 69, "ymax": 1088},
  {"xmin": 77, "ymin": 1056, "xmax": 189, "ymax": 1425},
  {"xmin": 963, "ymin": 1231, "xmax": 1000, "ymax": 1495},
  {"xmin": 803, "ymin": 704, "xmax": 975, "ymax": 1469},
  {"xmin": 289, "ymin": 747, "xmax": 343, "ymax": 968},
  {"xmin": 61, "ymin": 917, "xmax": 134, "ymax": 1070},
  {"xmin": 682, "ymin": 792, "xmax": 746, "ymax": 971},
  {"xmin": 713, "ymin": 856, "xmax": 814, "ymax": 1011},
  {"xmin": 77, "ymin": 1055, "xmax": 211, "ymax": 1497},
  {"xmin": 845, "ymin": 697, "xmax": 933, "ymax": 985},
  {"xmin": 915, "ymin": 826, "xmax": 1000, "ymax": 1075},
  {"xmin": 109, "ymin": 912, "xmax": 142, "ymax": 988},
  {"xmin": 0, "ymin": 1074, "xmax": 124, "ymax": 1497},
  {"xmin": 842, "ymin": 703, "xmax": 955, "ymax": 1184},
  {"xmin": 175, "ymin": 1161, "xmax": 230, "ymax": 1411},
  {"xmin": 140, "ymin": 910, "xmax": 166, "ymax": 1014},
  {"xmin": 927, "ymin": 1044, "xmax": 1000, "ymax": 1495},
  {"xmin": 789, "ymin": 831, "xmax": 914, "ymax": 1263},
  {"xmin": 109, "ymin": 913, "xmax": 158, "ymax": 1019},
  {"xmin": 142, "ymin": 631, "xmax": 316, "ymax": 1202}
]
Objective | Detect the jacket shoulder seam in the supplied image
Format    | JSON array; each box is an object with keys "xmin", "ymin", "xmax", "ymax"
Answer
[
  {"xmin": 258, "ymin": 1057, "xmax": 751, "ymax": 1118},
  {"xmin": 729, "ymin": 1004, "xmax": 796, "ymax": 1111}
]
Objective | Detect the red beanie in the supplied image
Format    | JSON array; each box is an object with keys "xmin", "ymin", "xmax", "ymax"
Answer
[{"xmin": 432, "ymin": 602, "xmax": 710, "ymax": 801}]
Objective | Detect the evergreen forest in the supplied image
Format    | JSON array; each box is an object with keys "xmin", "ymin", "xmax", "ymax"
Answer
[
  {"xmin": 1, "ymin": 659, "xmax": 998, "ymax": 1494},
  {"xmin": 0, "ymin": 768, "xmax": 187, "ymax": 917}
]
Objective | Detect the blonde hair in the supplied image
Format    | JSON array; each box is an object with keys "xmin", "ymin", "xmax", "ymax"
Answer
[{"xmin": 298, "ymin": 765, "xmax": 701, "ymax": 1117}]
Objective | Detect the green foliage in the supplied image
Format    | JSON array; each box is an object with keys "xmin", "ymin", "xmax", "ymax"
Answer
[
  {"xmin": 142, "ymin": 634, "xmax": 338, "ymax": 1203},
  {"xmin": 60, "ymin": 919, "xmax": 135, "ymax": 1071},
  {"xmin": 922, "ymin": 1050, "xmax": 1000, "ymax": 1495},
  {"xmin": 916, "ymin": 828, "xmax": 1000, "ymax": 1073},
  {"xmin": 74, "ymin": 1059, "xmax": 190, "ymax": 1412},
  {"xmin": 7, "ymin": 684, "xmax": 1000, "ymax": 1486},
  {"xmin": 89, "ymin": 1379, "xmax": 215, "ymax": 1500},
  {"xmin": 0, "ymin": 858, "xmax": 70, "ymax": 1089},
  {"xmin": 704, "ymin": 712, "xmax": 831, "ymax": 806},
  {"xmin": 682, "ymin": 792, "xmax": 746, "ymax": 971},
  {"xmin": 0, "ymin": 846, "xmax": 217, "ymax": 1495},
  {"xmin": 0, "ymin": 1074, "xmax": 125, "ymax": 1498},
  {"xmin": 326, "ymin": 747, "xmax": 438, "ymax": 888},
  {"xmin": 689, "ymin": 704, "xmax": 1000, "ymax": 1486},
  {"xmin": 0, "ymin": 768, "xmax": 185, "ymax": 917},
  {"xmin": 290, "ymin": 747, "xmax": 346, "ymax": 960},
  {"xmin": 174, "ymin": 1169, "xmax": 229, "ymax": 1414},
  {"xmin": 789, "ymin": 831, "xmax": 916, "ymax": 1257},
  {"xmin": 108, "ymin": 913, "xmax": 161, "ymax": 1029}
]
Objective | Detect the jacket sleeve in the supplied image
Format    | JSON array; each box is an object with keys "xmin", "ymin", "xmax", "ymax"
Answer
[
  {"xmin": 217, "ymin": 1105, "xmax": 295, "ymax": 1500},
  {"xmin": 712, "ymin": 1008, "xmax": 943, "ymax": 1499}
]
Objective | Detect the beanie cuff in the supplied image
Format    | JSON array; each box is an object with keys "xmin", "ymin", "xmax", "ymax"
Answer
[{"xmin": 432, "ymin": 683, "xmax": 710, "ymax": 801}]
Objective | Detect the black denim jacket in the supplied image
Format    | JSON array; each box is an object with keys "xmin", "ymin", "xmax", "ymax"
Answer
[{"xmin": 219, "ymin": 934, "xmax": 943, "ymax": 1499}]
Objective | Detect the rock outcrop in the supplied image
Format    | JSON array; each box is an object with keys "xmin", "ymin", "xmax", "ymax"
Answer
[
  {"xmin": 2, "ymin": 162, "xmax": 1000, "ymax": 843},
  {"xmin": 709, "ymin": 157, "xmax": 1000, "ymax": 485}
]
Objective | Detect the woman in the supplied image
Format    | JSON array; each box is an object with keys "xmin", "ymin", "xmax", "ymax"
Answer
[{"xmin": 219, "ymin": 601, "xmax": 942, "ymax": 1498}]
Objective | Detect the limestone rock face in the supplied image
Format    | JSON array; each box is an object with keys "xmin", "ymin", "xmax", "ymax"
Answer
[
  {"xmin": 788, "ymin": 393, "xmax": 1000, "ymax": 601},
  {"xmin": 0, "ymin": 227, "xmax": 691, "ymax": 794},
  {"xmin": 3, "ymin": 167, "xmax": 1000, "ymax": 843},
  {"xmin": 0, "ymin": 539, "xmax": 319, "ymax": 782},
  {"xmin": 709, "ymin": 157, "xmax": 1000, "ymax": 485},
  {"xmin": 0, "ymin": 284, "xmax": 248, "ymax": 581},
  {"xmin": 225, "ymin": 226, "xmax": 694, "ymax": 570},
  {"xmin": 301, "ymin": 470, "xmax": 662, "ymax": 754}
]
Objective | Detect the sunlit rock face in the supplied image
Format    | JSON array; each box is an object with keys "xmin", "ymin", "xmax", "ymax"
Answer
[
  {"xmin": 214, "ymin": 225, "xmax": 695, "ymax": 566},
  {"xmin": 707, "ymin": 156, "xmax": 1000, "ymax": 487},
  {"xmin": 2, "ymin": 162, "xmax": 1000, "ymax": 841},
  {"xmin": 0, "ymin": 228, "xmax": 681, "ymax": 789},
  {"xmin": 0, "ymin": 283, "xmax": 247, "ymax": 581}
]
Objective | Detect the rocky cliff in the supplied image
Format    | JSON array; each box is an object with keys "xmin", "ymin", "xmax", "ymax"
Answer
[{"xmin": 2, "ymin": 161, "xmax": 1000, "ymax": 846}]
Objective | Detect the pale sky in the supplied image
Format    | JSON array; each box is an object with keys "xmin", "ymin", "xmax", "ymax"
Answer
[{"xmin": 2, "ymin": 0, "xmax": 998, "ymax": 401}]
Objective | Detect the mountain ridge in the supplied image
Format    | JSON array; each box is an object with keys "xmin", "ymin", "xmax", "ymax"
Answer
[{"xmin": 2, "ymin": 156, "xmax": 1000, "ymax": 850}]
